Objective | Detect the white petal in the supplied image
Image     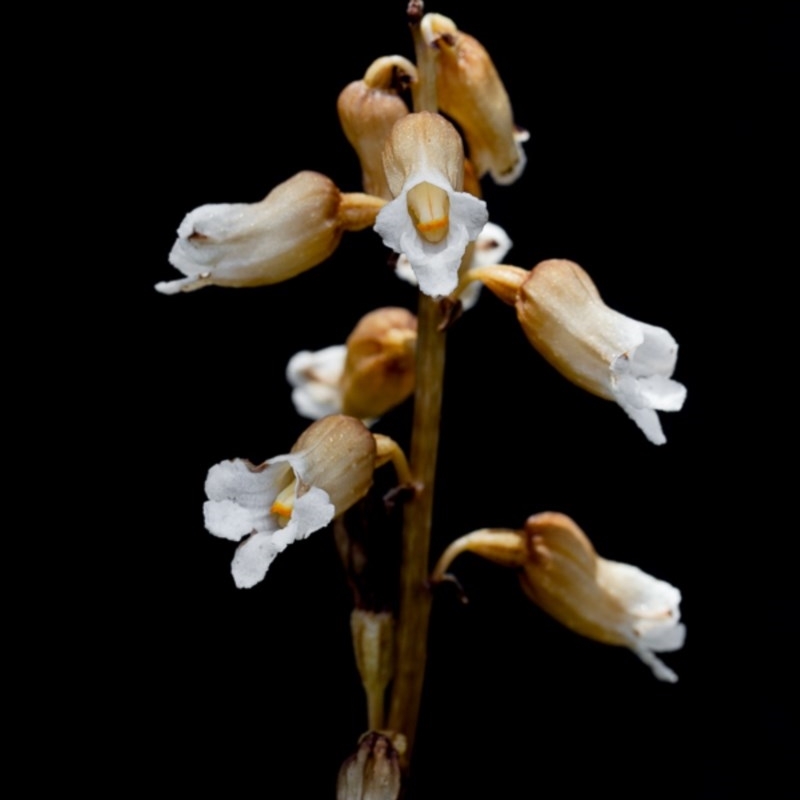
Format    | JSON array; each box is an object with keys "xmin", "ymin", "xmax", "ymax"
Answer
[
  {"xmin": 599, "ymin": 560, "xmax": 682, "ymax": 631},
  {"xmin": 169, "ymin": 203, "xmax": 251, "ymax": 278},
  {"xmin": 231, "ymin": 531, "xmax": 282, "ymax": 589},
  {"xmin": 633, "ymin": 647, "xmax": 680, "ymax": 683},
  {"xmin": 286, "ymin": 346, "xmax": 346, "ymax": 420},
  {"xmin": 270, "ymin": 485, "xmax": 335, "ymax": 550},
  {"xmin": 472, "ymin": 222, "xmax": 513, "ymax": 268},
  {"xmin": 203, "ymin": 499, "xmax": 274, "ymax": 541},
  {"xmin": 374, "ymin": 169, "xmax": 487, "ymax": 298},
  {"xmin": 205, "ymin": 458, "xmax": 291, "ymax": 508},
  {"xmin": 154, "ymin": 275, "xmax": 212, "ymax": 294}
]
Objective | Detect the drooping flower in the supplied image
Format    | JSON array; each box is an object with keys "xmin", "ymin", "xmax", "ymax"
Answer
[
  {"xmin": 156, "ymin": 171, "xmax": 384, "ymax": 295},
  {"xmin": 373, "ymin": 112, "xmax": 488, "ymax": 297},
  {"xmin": 286, "ymin": 307, "xmax": 417, "ymax": 423},
  {"xmin": 421, "ymin": 13, "xmax": 528, "ymax": 185},
  {"xmin": 204, "ymin": 415, "xmax": 377, "ymax": 588},
  {"xmin": 471, "ymin": 259, "xmax": 686, "ymax": 444},
  {"xmin": 432, "ymin": 512, "xmax": 685, "ymax": 682}
]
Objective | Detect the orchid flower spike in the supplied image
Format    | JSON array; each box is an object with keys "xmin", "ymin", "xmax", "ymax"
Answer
[
  {"xmin": 373, "ymin": 112, "xmax": 488, "ymax": 297},
  {"xmin": 432, "ymin": 512, "xmax": 685, "ymax": 682},
  {"xmin": 156, "ymin": 171, "xmax": 385, "ymax": 294},
  {"xmin": 421, "ymin": 13, "xmax": 528, "ymax": 185},
  {"xmin": 471, "ymin": 259, "xmax": 686, "ymax": 444},
  {"xmin": 287, "ymin": 307, "xmax": 417, "ymax": 423},
  {"xmin": 204, "ymin": 415, "xmax": 409, "ymax": 588},
  {"xmin": 338, "ymin": 56, "xmax": 418, "ymax": 200}
]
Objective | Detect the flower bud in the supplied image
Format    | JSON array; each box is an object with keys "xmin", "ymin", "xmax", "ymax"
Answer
[
  {"xmin": 337, "ymin": 732, "xmax": 402, "ymax": 800},
  {"xmin": 432, "ymin": 513, "xmax": 685, "ymax": 682},
  {"xmin": 286, "ymin": 307, "xmax": 417, "ymax": 423},
  {"xmin": 351, "ymin": 609, "xmax": 395, "ymax": 730},
  {"xmin": 473, "ymin": 259, "xmax": 686, "ymax": 444},
  {"xmin": 156, "ymin": 171, "xmax": 384, "ymax": 294},
  {"xmin": 374, "ymin": 112, "xmax": 488, "ymax": 297},
  {"xmin": 338, "ymin": 56, "xmax": 418, "ymax": 200},
  {"xmin": 421, "ymin": 13, "xmax": 528, "ymax": 185},
  {"xmin": 341, "ymin": 307, "xmax": 417, "ymax": 420}
]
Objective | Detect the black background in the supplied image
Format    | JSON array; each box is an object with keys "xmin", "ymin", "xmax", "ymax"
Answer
[{"xmin": 113, "ymin": 2, "xmax": 795, "ymax": 796}]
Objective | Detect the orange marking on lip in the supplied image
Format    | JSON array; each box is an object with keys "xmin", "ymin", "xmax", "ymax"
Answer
[
  {"xmin": 415, "ymin": 216, "xmax": 448, "ymax": 233},
  {"xmin": 270, "ymin": 501, "xmax": 293, "ymax": 518}
]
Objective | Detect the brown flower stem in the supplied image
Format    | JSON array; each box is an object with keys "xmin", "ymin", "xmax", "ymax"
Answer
[
  {"xmin": 386, "ymin": 3, "xmax": 443, "ymax": 765},
  {"xmin": 387, "ymin": 292, "xmax": 445, "ymax": 759},
  {"xmin": 408, "ymin": 0, "xmax": 437, "ymax": 114}
]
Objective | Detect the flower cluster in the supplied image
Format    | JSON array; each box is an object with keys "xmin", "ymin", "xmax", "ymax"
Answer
[{"xmin": 161, "ymin": 2, "xmax": 687, "ymax": 725}]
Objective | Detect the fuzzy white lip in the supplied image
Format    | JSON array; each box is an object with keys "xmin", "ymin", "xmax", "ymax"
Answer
[
  {"xmin": 203, "ymin": 455, "xmax": 335, "ymax": 589},
  {"xmin": 374, "ymin": 167, "xmax": 487, "ymax": 297}
]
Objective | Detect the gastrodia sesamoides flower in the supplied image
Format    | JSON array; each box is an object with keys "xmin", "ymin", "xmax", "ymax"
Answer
[
  {"xmin": 432, "ymin": 512, "xmax": 685, "ymax": 682},
  {"xmin": 157, "ymin": 171, "xmax": 384, "ymax": 294},
  {"xmin": 204, "ymin": 416, "xmax": 377, "ymax": 588},
  {"xmin": 287, "ymin": 308, "xmax": 417, "ymax": 423},
  {"xmin": 472, "ymin": 259, "xmax": 686, "ymax": 444},
  {"xmin": 373, "ymin": 112, "xmax": 488, "ymax": 297}
]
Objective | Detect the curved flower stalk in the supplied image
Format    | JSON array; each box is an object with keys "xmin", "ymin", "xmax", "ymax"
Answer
[
  {"xmin": 468, "ymin": 259, "xmax": 686, "ymax": 444},
  {"xmin": 156, "ymin": 171, "xmax": 385, "ymax": 294},
  {"xmin": 432, "ymin": 512, "xmax": 685, "ymax": 682},
  {"xmin": 395, "ymin": 220, "xmax": 512, "ymax": 309},
  {"xmin": 338, "ymin": 55, "xmax": 418, "ymax": 200},
  {"xmin": 287, "ymin": 307, "xmax": 418, "ymax": 422},
  {"xmin": 373, "ymin": 112, "xmax": 488, "ymax": 297},
  {"xmin": 421, "ymin": 13, "xmax": 528, "ymax": 185},
  {"xmin": 204, "ymin": 415, "xmax": 381, "ymax": 588}
]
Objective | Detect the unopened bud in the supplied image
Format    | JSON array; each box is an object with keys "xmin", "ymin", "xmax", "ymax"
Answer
[
  {"xmin": 337, "ymin": 732, "xmax": 402, "ymax": 800},
  {"xmin": 341, "ymin": 307, "xmax": 417, "ymax": 420},
  {"xmin": 338, "ymin": 56, "xmax": 418, "ymax": 200},
  {"xmin": 351, "ymin": 610, "xmax": 395, "ymax": 731},
  {"xmin": 422, "ymin": 13, "xmax": 528, "ymax": 185}
]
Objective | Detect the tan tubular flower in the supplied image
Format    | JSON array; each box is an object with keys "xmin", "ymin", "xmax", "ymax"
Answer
[
  {"xmin": 337, "ymin": 56, "xmax": 418, "ymax": 200},
  {"xmin": 472, "ymin": 259, "xmax": 686, "ymax": 444},
  {"xmin": 421, "ymin": 13, "xmax": 528, "ymax": 185},
  {"xmin": 374, "ymin": 112, "xmax": 488, "ymax": 297},
  {"xmin": 432, "ymin": 513, "xmax": 685, "ymax": 682},
  {"xmin": 286, "ymin": 307, "xmax": 417, "ymax": 423},
  {"xmin": 156, "ymin": 171, "xmax": 385, "ymax": 294},
  {"xmin": 204, "ymin": 415, "xmax": 377, "ymax": 588}
]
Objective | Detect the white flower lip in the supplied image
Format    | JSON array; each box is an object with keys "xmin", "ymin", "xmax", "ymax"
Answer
[
  {"xmin": 374, "ymin": 169, "xmax": 487, "ymax": 297},
  {"xmin": 203, "ymin": 416, "xmax": 377, "ymax": 588},
  {"xmin": 204, "ymin": 455, "xmax": 336, "ymax": 589},
  {"xmin": 395, "ymin": 221, "xmax": 512, "ymax": 310}
]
